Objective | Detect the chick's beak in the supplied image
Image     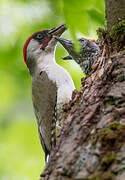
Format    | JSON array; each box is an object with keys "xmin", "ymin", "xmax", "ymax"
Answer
[
  {"xmin": 55, "ymin": 36, "xmax": 80, "ymax": 60},
  {"xmin": 54, "ymin": 36, "xmax": 73, "ymax": 52}
]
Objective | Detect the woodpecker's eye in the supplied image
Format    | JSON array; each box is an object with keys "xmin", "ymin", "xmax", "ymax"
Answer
[{"xmin": 36, "ymin": 33, "xmax": 43, "ymax": 39}]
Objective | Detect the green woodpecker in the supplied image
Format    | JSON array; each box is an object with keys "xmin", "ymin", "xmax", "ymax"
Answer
[{"xmin": 23, "ymin": 24, "xmax": 75, "ymax": 162}]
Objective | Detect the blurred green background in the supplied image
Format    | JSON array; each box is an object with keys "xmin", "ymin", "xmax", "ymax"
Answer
[{"xmin": 0, "ymin": 0, "xmax": 105, "ymax": 179}]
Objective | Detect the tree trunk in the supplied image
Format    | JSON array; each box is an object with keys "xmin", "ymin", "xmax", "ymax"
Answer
[
  {"xmin": 105, "ymin": 0, "xmax": 125, "ymax": 31},
  {"xmin": 40, "ymin": 0, "xmax": 125, "ymax": 179}
]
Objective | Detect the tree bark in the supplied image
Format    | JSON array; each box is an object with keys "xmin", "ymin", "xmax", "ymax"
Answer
[
  {"xmin": 40, "ymin": 0, "xmax": 125, "ymax": 179},
  {"xmin": 105, "ymin": 0, "xmax": 125, "ymax": 31}
]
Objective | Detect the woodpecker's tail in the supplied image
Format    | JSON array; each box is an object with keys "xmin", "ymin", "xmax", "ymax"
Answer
[
  {"xmin": 45, "ymin": 154, "xmax": 50, "ymax": 163},
  {"xmin": 38, "ymin": 125, "xmax": 50, "ymax": 162},
  {"xmin": 44, "ymin": 146, "xmax": 50, "ymax": 162}
]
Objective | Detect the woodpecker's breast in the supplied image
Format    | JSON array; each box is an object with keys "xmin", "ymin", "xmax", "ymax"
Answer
[
  {"xmin": 46, "ymin": 64, "xmax": 75, "ymax": 105},
  {"xmin": 44, "ymin": 64, "xmax": 75, "ymax": 129}
]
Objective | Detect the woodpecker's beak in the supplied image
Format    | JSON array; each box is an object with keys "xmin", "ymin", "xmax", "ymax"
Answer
[
  {"xmin": 41, "ymin": 24, "xmax": 66, "ymax": 50},
  {"xmin": 49, "ymin": 24, "xmax": 66, "ymax": 37}
]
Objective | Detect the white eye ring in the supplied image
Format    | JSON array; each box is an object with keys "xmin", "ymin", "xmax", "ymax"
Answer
[{"xmin": 37, "ymin": 34, "xmax": 42, "ymax": 39}]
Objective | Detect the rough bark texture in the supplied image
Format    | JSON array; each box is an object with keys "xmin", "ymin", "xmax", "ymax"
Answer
[
  {"xmin": 105, "ymin": 0, "xmax": 125, "ymax": 31},
  {"xmin": 40, "ymin": 0, "xmax": 125, "ymax": 179}
]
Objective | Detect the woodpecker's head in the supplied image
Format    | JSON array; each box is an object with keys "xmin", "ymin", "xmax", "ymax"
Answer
[{"xmin": 23, "ymin": 24, "xmax": 66, "ymax": 73}]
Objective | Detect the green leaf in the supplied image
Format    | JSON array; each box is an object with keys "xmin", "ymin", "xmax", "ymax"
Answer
[
  {"xmin": 48, "ymin": 0, "xmax": 63, "ymax": 15},
  {"xmin": 62, "ymin": 0, "xmax": 105, "ymax": 41},
  {"xmin": 87, "ymin": 8, "xmax": 105, "ymax": 26},
  {"xmin": 94, "ymin": 0, "xmax": 105, "ymax": 12}
]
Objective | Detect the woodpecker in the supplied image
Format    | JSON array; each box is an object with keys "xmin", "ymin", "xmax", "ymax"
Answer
[
  {"xmin": 23, "ymin": 24, "xmax": 75, "ymax": 162},
  {"xmin": 55, "ymin": 37, "xmax": 100, "ymax": 76}
]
